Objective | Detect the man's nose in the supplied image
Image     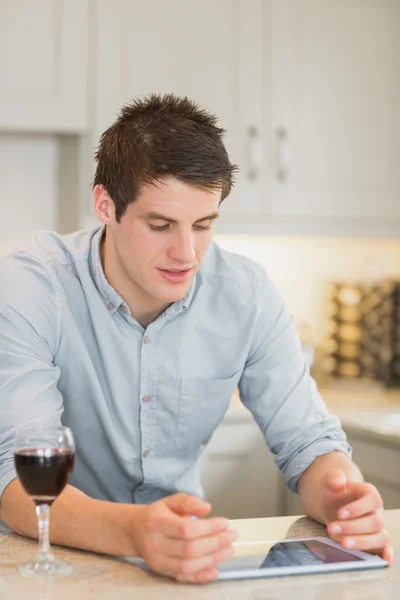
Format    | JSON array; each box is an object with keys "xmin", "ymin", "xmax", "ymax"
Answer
[{"xmin": 169, "ymin": 230, "xmax": 196, "ymax": 264}]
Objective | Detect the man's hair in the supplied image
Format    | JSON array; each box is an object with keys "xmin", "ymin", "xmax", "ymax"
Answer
[{"xmin": 93, "ymin": 94, "xmax": 238, "ymax": 222}]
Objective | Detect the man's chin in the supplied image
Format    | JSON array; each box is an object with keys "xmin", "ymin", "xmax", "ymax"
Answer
[{"xmin": 157, "ymin": 280, "xmax": 193, "ymax": 304}]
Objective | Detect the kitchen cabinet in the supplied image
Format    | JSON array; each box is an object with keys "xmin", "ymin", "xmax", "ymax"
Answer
[
  {"xmin": 0, "ymin": 0, "xmax": 90, "ymax": 133},
  {"xmin": 1, "ymin": 2, "xmax": 398, "ymax": 234},
  {"xmin": 284, "ymin": 489, "xmax": 304, "ymax": 517},
  {"xmin": 346, "ymin": 433, "xmax": 400, "ymax": 509},
  {"xmin": 88, "ymin": 0, "xmax": 400, "ymax": 237},
  {"xmin": 219, "ymin": 0, "xmax": 400, "ymax": 236},
  {"xmin": 86, "ymin": 0, "xmax": 265, "ymax": 229},
  {"xmin": 200, "ymin": 408, "xmax": 285, "ymax": 519},
  {"xmin": 83, "ymin": 0, "xmax": 265, "ymax": 228},
  {"xmin": 264, "ymin": 0, "xmax": 400, "ymax": 237}
]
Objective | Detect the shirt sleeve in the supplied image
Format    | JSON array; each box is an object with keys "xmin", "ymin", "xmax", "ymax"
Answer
[
  {"xmin": 239, "ymin": 271, "xmax": 352, "ymax": 493},
  {"xmin": 0, "ymin": 252, "xmax": 64, "ymax": 500}
]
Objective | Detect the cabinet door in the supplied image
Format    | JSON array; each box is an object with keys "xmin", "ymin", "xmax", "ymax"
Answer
[
  {"xmin": 200, "ymin": 417, "xmax": 284, "ymax": 519},
  {"xmin": 269, "ymin": 0, "xmax": 400, "ymax": 236},
  {"xmin": 367, "ymin": 481, "xmax": 400, "ymax": 510},
  {"xmin": 284, "ymin": 488, "xmax": 305, "ymax": 517},
  {"xmin": 0, "ymin": 0, "xmax": 89, "ymax": 132},
  {"xmin": 346, "ymin": 433, "xmax": 400, "ymax": 509},
  {"xmin": 92, "ymin": 0, "xmax": 268, "ymax": 226}
]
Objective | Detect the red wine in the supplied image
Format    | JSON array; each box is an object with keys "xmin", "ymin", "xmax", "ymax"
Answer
[{"xmin": 14, "ymin": 448, "xmax": 74, "ymax": 505}]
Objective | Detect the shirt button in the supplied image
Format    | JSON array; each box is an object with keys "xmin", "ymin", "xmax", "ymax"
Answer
[
  {"xmin": 143, "ymin": 450, "xmax": 150, "ymax": 458},
  {"xmin": 143, "ymin": 336, "xmax": 151, "ymax": 344},
  {"xmin": 107, "ymin": 302, "xmax": 114, "ymax": 310},
  {"xmin": 142, "ymin": 395, "xmax": 151, "ymax": 403},
  {"xmin": 120, "ymin": 305, "xmax": 127, "ymax": 313}
]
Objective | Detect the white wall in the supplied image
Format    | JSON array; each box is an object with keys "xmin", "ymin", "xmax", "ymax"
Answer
[
  {"xmin": 0, "ymin": 134, "xmax": 59, "ymax": 254},
  {"xmin": 214, "ymin": 234, "xmax": 400, "ymax": 346}
]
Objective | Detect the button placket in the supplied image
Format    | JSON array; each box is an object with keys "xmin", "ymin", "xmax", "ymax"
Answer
[
  {"xmin": 139, "ymin": 319, "xmax": 166, "ymax": 476},
  {"xmin": 139, "ymin": 329, "xmax": 157, "ymax": 472}
]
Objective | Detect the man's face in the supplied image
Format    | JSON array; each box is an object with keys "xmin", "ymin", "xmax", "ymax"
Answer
[{"xmin": 104, "ymin": 177, "xmax": 221, "ymax": 308}]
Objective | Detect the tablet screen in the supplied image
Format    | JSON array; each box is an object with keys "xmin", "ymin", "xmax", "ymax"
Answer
[
  {"xmin": 261, "ymin": 540, "xmax": 362, "ymax": 566},
  {"xmin": 219, "ymin": 539, "xmax": 364, "ymax": 572}
]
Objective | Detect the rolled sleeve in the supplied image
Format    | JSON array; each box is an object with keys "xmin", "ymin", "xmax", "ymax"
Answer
[
  {"xmin": 239, "ymin": 273, "xmax": 352, "ymax": 493},
  {"xmin": 0, "ymin": 253, "xmax": 64, "ymax": 500},
  {"xmin": 280, "ymin": 404, "xmax": 352, "ymax": 492}
]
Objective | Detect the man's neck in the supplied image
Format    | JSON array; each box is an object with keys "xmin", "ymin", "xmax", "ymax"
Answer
[{"xmin": 133, "ymin": 303, "xmax": 170, "ymax": 329}]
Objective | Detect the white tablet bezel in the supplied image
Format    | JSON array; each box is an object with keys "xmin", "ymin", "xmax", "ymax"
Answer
[{"xmin": 217, "ymin": 536, "xmax": 388, "ymax": 580}]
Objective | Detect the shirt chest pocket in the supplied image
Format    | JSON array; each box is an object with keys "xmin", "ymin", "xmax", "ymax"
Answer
[{"xmin": 176, "ymin": 372, "xmax": 241, "ymax": 450}]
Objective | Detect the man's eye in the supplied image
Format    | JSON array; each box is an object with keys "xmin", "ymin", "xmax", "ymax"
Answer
[
  {"xmin": 193, "ymin": 223, "xmax": 211, "ymax": 231},
  {"xmin": 149, "ymin": 224, "xmax": 169, "ymax": 232}
]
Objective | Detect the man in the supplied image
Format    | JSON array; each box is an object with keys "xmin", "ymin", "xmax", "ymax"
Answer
[{"xmin": 0, "ymin": 94, "xmax": 392, "ymax": 583}]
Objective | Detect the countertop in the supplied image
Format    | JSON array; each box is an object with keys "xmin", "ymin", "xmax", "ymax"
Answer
[
  {"xmin": 0, "ymin": 510, "xmax": 399, "ymax": 599},
  {"xmin": 321, "ymin": 382, "xmax": 400, "ymax": 447},
  {"xmin": 228, "ymin": 380, "xmax": 400, "ymax": 447}
]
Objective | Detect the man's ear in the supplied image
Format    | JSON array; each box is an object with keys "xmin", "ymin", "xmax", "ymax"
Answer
[{"xmin": 93, "ymin": 185, "xmax": 116, "ymax": 224}]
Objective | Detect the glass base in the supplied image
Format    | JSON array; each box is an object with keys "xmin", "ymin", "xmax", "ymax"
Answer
[{"xmin": 19, "ymin": 560, "xmax": 72, "ymax": 577}]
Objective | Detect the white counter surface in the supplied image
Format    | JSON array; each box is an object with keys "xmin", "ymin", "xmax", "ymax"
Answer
[{"xmin": 0, "ymin": 511, "xmax": 399, "ymax": 599}]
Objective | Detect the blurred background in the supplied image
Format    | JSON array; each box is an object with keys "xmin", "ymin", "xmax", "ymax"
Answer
[{"xmin": 1, "ymin": 0, "xmax": 399, "ymax": 519}]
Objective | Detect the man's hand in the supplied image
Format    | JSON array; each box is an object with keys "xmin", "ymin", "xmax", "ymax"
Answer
[
  {"xmin": 321, "ymin": 469, "xmax": 394, "ymax": 565},
  {"xmin": 131, "ymin": 493, "xmax": 238, "ymax": 583}
]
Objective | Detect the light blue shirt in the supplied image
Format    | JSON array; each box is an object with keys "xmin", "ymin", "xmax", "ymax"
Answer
[{"xmin": 0, "ymin": 226, "xmax": 351, "ymax": 505}]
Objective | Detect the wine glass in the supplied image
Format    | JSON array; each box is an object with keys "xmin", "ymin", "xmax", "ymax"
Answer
[{"xmin": 14, "ymin": 425, "xmax": 75, "ymax": 576}]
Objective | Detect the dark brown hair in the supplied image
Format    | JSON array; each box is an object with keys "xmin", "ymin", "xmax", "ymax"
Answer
[{"xmin": 93, "ymin": 93, "xmax": 238, "ymax": 222}]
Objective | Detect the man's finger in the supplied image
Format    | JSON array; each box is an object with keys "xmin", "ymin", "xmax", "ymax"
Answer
[
  {"xmin": 368, "ymin": 543, "xmax": 395, "ymax": 566},
  {"xmin": 337, "ymin": 487, "xmax": 383, "ymax": 520},
  {"xmin": 150, "ymin": 544, "xmax": 234, "ymax": 579},
  {"xmin": 382, "ymin": 544, "xmax": 395, "ymax": 566},
  {"xmin": 164, "ymin": 493, "xmax": 212, "ymax": 517},
  {"xmin": 176, "ymin": 545, "xmax": 234, "ymax": 578},
  {"xmin": 328, "ymin": 513, "xmax": 384, "ymax": 538},
  {"xmin": 325, "ymin": 468, "xmax": 347, "ymax": 491},
  {"xmin": 177, "ymin": 568, "xmax": 219, "ymax": 584},
  {"xmin": 176, "ymin": 569, "xmax": 218, "ymax": 583},
  {"xmin": 159, "ymin": 528, "xmax": 238, "ymax": 559},
  {"xmin": 341, "ymin": 530, "xmax": 389, "ymax": 552},
  {"xmin": 160, "ymin": 511, "xmax": 230, "ymax": 540}
]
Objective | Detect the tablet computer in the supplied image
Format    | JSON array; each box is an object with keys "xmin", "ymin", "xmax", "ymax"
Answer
[{"xmin": 217, "ymin": 536, "xmax": 388, "ymax": 580}]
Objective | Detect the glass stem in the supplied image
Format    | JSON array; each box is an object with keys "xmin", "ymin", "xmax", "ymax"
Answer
[{"xmin": 35, "ymin": 504, "xmax": 54, "ymax": 562}]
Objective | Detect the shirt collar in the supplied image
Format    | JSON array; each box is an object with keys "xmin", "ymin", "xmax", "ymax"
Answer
[
  {"xmin": 181, "ymin": 274, "xmax": 197, "ymax": 309},
  {"xmin": 89, "ymin": 226, "xmax": 124, "ymax": 314},
  {"xmin": 89, "ymin": 225, "xmax": 197, "ymax": 316},
  {"xmin": 163, "ymin": 274, "xmax": 197, "ymax": 318}
]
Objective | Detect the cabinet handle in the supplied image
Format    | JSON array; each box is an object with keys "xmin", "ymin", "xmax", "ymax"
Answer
[
  {"xmin": 246, "ymin": 125, "xmax": 264, "ymax": 180},
  {"xmin": 276, "ymin": 127, "xmax": 291, "ymax": 182}
]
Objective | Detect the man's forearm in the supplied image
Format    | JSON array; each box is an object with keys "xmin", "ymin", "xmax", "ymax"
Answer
[
  {"xmin": 0, "ymin": 479, "xmax": 144, "ymax": 556},
  {"xmin": 297, "ymin": 451, "xmax": 363, "ymax": 524}
]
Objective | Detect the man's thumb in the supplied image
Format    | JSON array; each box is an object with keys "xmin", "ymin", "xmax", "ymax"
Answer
[
  {"xmin": 325, "ymin": 469, "xmax": 347, "ymax": 491},
  {"xmin": 164, "ymin": 493, "xmax": 212, "ymax": 517}
]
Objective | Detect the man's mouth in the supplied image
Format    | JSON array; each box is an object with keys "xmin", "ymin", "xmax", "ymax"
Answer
[{"xmin": 156, "ymin": 267, "xmax": 194, "ymax": 282}]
